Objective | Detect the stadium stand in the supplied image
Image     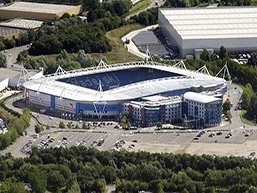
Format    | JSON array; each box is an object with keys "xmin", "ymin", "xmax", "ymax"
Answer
[{"xmin": 57, "ymin": 67, "xmax": 182, "ymax": 91}]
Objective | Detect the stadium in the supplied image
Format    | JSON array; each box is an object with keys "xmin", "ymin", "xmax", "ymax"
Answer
[{"xmin": 23, "ymin": 61, "xmax": 227, "ymax": 122}]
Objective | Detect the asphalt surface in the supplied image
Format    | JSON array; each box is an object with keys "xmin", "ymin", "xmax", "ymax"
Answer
[
  {"xmin": 2, "ymin": 44, "xmax": 30, "ymax": 68},
  {"xmin": 126, "ymin": 0, "xmax": 165, "ymax": 20},
  {"xmin": 1, "ymin": 82, "xmax": 257, "ymax": 158}
]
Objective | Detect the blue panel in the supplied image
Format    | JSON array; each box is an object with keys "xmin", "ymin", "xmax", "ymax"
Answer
[
  {"xmin": 57, "ymin": 67, "xmax": 182, "ymax": 91},
  {"xmin": 76, "ymin": 103, "xmax": 80, "ymax": 115},
  {"xmin": 51, "ymin": 96, "xmax": 56, "ymax": 111},
  {"xmin": 77, "ymin": 103, "xmax": 122, "ymax": 112}
]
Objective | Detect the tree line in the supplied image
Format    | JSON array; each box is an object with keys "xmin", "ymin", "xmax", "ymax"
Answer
[
  {"xmin": 18, "ymin": 49, "xmax": 98, "ymax": 74},
  {"xmin": 1, "ymin": 147, "xmax": 257, "ymax": 193},
  {"xmin": 188, "ymin": 46, "xmax": 257, "ymax": 123},
  {"xmin": 0, "ymin": 108, "xmax": 31, "ymax": 150}
]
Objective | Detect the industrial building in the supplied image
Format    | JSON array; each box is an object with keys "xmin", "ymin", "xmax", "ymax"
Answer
[
  {"xmin": 0, "ymin": 2, "xmax": 83, "ymax": 20},
  {"xmin": 0, "ymin": 67, "xmax": 43, "ymax": 92},
  {"xmin": 23, "ymin": 60, "xmax": 227, "ymax": 127},
  {"xmin": 0, "ymin": 26, "xmax": 26, "ymax": 40},
  {"xmin": 159, "ymin": 7, "xmax": 257, "ymax": 58},
  {"xmin": 0, "ymin": 19, "xmax": 43, "ymax": 30}
]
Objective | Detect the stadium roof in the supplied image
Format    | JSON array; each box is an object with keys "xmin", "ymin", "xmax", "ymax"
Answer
[
  {"xmin": 0, "ymin": 67, "xmax": 39, "ymax": 82},
  {"xmin": 0, "ymin": 19, "xmax": 43, "ymax": 29},
  {"xmin": 184, "ymin": 92, "xmax": 221, "ymax": 103},
  {"xmin": 0, "ymin": 26, "xmax": 26, "ymax": 37},
  {"xmin": 0, "ymin": 2, "xmax": 78, "ymax": 14},
  {"xmin": 160, "ymin": 7, "xmax": 257, "ymax": 39},
  {"xmin": 23, "ymin": 62, "xmax": 226, "ymax": 102}
]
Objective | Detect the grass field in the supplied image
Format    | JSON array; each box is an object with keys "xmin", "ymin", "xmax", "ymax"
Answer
[
  {"xmin": 91, "ymin": 24, "xmax": 143, "ymax": 64},
  {"xmin": 128, "ymin": 0, "xmax": 151, "ymax": 17},
  {"xmin": 240, "ymin": 110, "xmax": 256, "ymax": 126}
]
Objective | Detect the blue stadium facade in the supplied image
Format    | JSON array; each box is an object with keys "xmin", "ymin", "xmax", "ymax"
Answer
[{"xmin": 23, "ymin": 61, "xmax": 227, "ymax": 124}]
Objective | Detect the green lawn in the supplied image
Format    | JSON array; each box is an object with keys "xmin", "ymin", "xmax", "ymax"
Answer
[
  {"xmin": 240, "ymin": 110, "xmax": 256, "ymax": 126},
  {"xmin": 91, "ymin": 24, "xmax": 143, "ymax": 64},
  {"xmin": 128, "ymin": 0, "xmax": 151, "ymax": 17}
]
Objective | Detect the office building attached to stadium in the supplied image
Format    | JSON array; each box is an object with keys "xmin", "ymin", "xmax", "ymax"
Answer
[{"xmin": 23, "ymin": 61, "xmax": 227, "ymax": 128}]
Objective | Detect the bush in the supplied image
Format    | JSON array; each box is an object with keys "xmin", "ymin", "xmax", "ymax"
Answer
[
  {"xmin": 59, "ymin": 121, "xmax": 65, "ymax": 129},
  {"xmin": 35, "ymin": 124, "xmax": 44, "ymax": 133}
]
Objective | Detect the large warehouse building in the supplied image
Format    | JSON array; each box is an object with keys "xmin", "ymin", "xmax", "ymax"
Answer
[
  {"xmin": 159, "ymin": 7, "xmax": 257, "ymax": 58},
  {"xmin": 0, "ymin": 67, "xmax": 43, "ymax": 92},
  {"xmin": 0, "ymin": 2, "xmax": 83, "ymax": 20},
  {"xmin": 23, "ymin": 61, "xmax": 227, "ymax": 127}
]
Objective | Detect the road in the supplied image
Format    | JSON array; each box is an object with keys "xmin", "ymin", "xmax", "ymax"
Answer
[
  {"xmin": 2, "ymin": 44, "xmax": 30, "ymax": 68},
  {"xmin": 1, "ymin": 82, "xmax": 256, "ymax": 158},
  {"xmin": 226, "ymin": 83, "xmax": 256, "ymax": 130},
  {"xmin": 125, "ymin": 0, "xmax": 165, "ymax": 20}
]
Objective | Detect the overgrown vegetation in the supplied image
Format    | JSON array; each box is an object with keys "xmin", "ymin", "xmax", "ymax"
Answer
[
  {"xmin": 1, "ymin": 148, "xmax": 257, "ymax": 192},
  {"xmin": 188, "ymin": 46, "xmax": 257, "ymax": 124},
  {"xmin": 18, "ymin": 49, "xmax": 98, "ymax": 74},
  {"xmin": 0, "ymin": 108, "xmax": 31, "ymax": 149},
  {"xmin": 128, "ymin": 0, "xmax": 151, "ymax": 17}
]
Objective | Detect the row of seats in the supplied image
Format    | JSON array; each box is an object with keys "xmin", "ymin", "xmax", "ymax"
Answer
[{"xmin": 58, "ymin": 67, "xmax": 182, "ymax": 91}]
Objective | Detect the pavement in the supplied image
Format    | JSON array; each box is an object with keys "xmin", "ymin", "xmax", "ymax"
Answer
[
  {"xmin": 126, "ymin": 0, "xmax": 165, "ymax": 20},
  {"xmin": 121, "ymin": 24, "xmax": 158, "ymax": 59},
  {"xmin": 2, "ymin": 44, "xmax": 30, "ymax": 68},
  {"xmin": 2, "ymin": 82, "xmax": 257, "ymax": 158}
]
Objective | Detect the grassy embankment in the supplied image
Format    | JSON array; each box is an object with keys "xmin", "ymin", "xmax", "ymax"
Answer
[
  {"xmin": 91, "ymin": 23, "xmax": 144, "ymax": 64},
  {"xmin": 240, "ymin": 110, "xmax": 256, "ymax": 126}
]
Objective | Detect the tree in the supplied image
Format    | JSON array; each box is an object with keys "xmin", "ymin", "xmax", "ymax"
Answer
[
  {"xmin": 59, "ymin": 121, "xmax": 65, "ymax": 128},
  {"xmin": 182, "ymin": 119, "xmax": 189, "ymax": 129},
  {"xmin": 82, "ymin": 122, "xmax": 89, "ymax": 129},
  {"xmin": 200, "ymin": 49, "xmax": 210, "ymax": 61},
  {"xmin": 3, "ymin": 38, "xmax": 15, "ymax": 49},
  {"xmin": 156, "ymin": 123, "xmax": 162, "ymax": 130},
  {"xmin": 67, "ymin": 122, "xmax": 72, "ymax": 128},
  {"xmin": 67, "ymin": 181, "xmax": 81, "ymax": 193},
  {"xmin": 247, "ymin": 186, "xmax": 257, "ymax": 193},
  {"xmin": 157, "ymin": 183, "xmax": 165, "ymax": 193},
  {"xmin": 242, "ymin": 83, "xmax": 254, "ymax": 110},
  {"xmin": 112, "ymin": 0, "xmax": 132, "ymax": 16},
  {"xmin": 249, "ymin": 52, "xmax": 257, "ymax": 66},
  {"xmin": 0, "ymin": 41, "xmax": 5, "ymax": 51},
  {"xmin": 0, "ymin": 179, "xmax": 29, "ymax": 193},
  {"xmin": 34, "ymin": 124, "xmax": 44, "ymax": 133},
  {"xmin": 0, "ymin": 52, "xmax": 7, "ymax": 68},
  {"xmin": 29, "ymin": 170, "xmax": 47, "ymax": 193},
  {"xmin": 219, "ymin": 46, "xmax": 228, "ymax": 60},
  {"xmin": 47, "ymin": 170, "xmax": 66, "ymax": 192},
  {"xmin": 222, "ymin": 99, "xmax": 231, "ymax": 112}
]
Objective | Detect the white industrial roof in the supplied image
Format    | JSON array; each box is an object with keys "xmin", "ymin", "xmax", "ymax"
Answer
[
  {"xmin": 0, "ymin": 19, "xmax": 43, "ymax": 29},
  {"xmin": 0, "ymin": 2, "xmax": 78, "ymax": 14},
  {"xmin": 23, "ymin": 62, "xmax": 226, "ymax": 102},
  {"xmin": 184, "ymin": 92, "xmax": 221, "ymax": 103},
  {"xmin": 160, "ymin": 7, "xmax": 257, "ymax": 39}
]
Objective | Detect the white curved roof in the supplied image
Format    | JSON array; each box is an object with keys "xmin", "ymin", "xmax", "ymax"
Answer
[
  {"xmin": 160, "ymin": 7, "xmax": 257, "ymax": 39},
  {"xmin": 184, "ymin": 92, "xmax": 221, "ymax": 103},
  {"xmin": 23, "ymin": 61, "xmax": 226, "ymax": 102}
]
